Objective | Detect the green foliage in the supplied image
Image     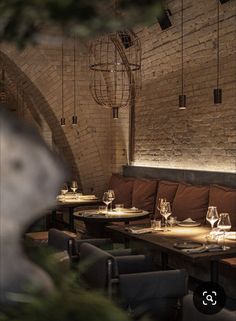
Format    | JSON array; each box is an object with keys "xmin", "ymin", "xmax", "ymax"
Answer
[
  {"xmin": 0, "ymin": 287, "xmax": 129, "ymax": 321},
  {"xmin": 0, "ymin": 0, "xmax": 164, "ymax": 47},
  {"xmin": 0, "ymin": 242, "xmax": 129, "ymax": 321}
]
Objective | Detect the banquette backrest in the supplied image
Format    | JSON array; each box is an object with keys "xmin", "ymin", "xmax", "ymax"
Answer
[{"xmin": 108, "ymin": 166, "xmax": 236, "ymax": 228}]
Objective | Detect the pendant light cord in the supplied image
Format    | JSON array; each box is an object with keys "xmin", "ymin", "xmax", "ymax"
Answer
[
  {"xmin": 217, "ymin": 0, "xmax": 220, "ymax": 89},
  {"xmin": 73, "ymin": 36, "xmax": 76, "ymax": 117},
  {"xmin": 181, "ymin": 0, "xmax": 184, "ymax": 95},
  {"xmin": 61, "ymin": 40, "xmax": 65, "ymax": 118}
]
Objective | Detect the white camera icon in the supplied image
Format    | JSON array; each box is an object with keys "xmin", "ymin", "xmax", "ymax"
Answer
[{"xmin": 202, "ymin": 291, "xmax": 217, "ymax": 306}]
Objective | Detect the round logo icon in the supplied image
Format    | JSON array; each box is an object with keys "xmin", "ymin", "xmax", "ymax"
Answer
[{"xmin": 193, "ymin": 282, "xmax": 226, "ymax": 314}]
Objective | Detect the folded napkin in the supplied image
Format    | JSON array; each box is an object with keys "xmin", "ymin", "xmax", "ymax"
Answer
[
  {"xmin": 127, "ymin": 227, "xmax": 153, "ymax": 235},
  {"xmin": 79, "ymin": 195, "xmax": 97, "ymax": 200},
  {"xmin": 182, "ymin": 218, "xmax": 197, "ymax": 223}
]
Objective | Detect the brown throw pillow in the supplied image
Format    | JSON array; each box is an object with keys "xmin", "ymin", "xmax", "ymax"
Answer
[
  {"xmin": 155, "ymin": 180, "xmax": 179, "ymax": 217},
  {"xmin": 172, "ymin": 183, "xmax": 209, "ymax": 222},
  {"xmin": 209, "ymin": 185, "xmax": 236, "ymax": 229},
  {"xmin": 132, "ymin": 179, "xmax": 158, "ymax": 213},
  {"xmin": 109, "ymin": 174, "xmax": 134, "ymax": 208}
]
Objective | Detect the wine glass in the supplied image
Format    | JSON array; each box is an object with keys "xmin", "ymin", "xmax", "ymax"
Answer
[
  {"xmin": 107, "ymin": 189, "xmax": 115, "ymax": 211},
  {"xmin": 71, "ymin": 180, "xmax": 78, "ymax": 194},
  {"xmin": 217, "ymin": 213, "xmax": 231, "ymax": 250},
  {"xmin": 206, "ymin": 206, "xmax": 219, "ymax": 231},
  {"xmin": 102, "ymin": 192, "xmax": 112, "ymax": 213},
  {"xmin": 156, "ymin": 198, "xmax": 167, "ymax": 221},
  {"xmin": 157, "ymin": 198, "xmax": 167, "ymax": 213},
  {"xmin": 60, "ymin": 183, "xmax": 68, "ymax": 200},
  {"xmin": 160, "ymin": 201, "xmax": 172, "ymax": 232}
]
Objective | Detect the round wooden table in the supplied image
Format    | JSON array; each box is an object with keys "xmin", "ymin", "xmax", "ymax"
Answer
[
  {"xmin": 52, "ymin": 199, "xmax": 101, "ymax": 231},
  {"xmin": 73, "ymin": 209, "xmax": 150, "ymax": 237}
]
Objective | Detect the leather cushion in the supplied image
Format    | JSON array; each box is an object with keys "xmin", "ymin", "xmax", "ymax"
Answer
[
  {"xmin": 209, "ymin": 185, "xmax": 236, "ymax": 229},
  {"xmin": 172, "ymin": 183, "xmax": 209, "ymax": 222},
  {"xmin": 132, "ymin": 179, "xmax": 158, "ymax": 212},
  {"xmin": 109, "ymin": 174, "xmax": 134, "ymax": 208},
  {"xmin": 155, "ymin": 180, "xmax": 179, "ymax": 217}
]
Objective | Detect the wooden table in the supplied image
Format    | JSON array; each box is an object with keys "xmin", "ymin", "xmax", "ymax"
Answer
[
  {"xmin": 107, "ymin": 225, "xmax": 236, "ymax": 283},
  {"xmin": 52, "ymin": 199, "xmax": 101, "ymax": 231},
  {"xmin": 73, "ymin": 210, "xmax": 150, "ymax": 237}
]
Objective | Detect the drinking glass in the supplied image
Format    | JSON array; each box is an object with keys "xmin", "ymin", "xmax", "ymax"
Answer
[
  {"xmin": 156, "ymin": 198, "xmax": 167, "ymax": 213},
  {"xmin": 108, "ymin": 189, "xmax": 115, "ymax": 211},
  {"xmin": 61, "ymin": 183, "xmax": 68, "ymax": 199},
  {"xmin": 71, "ymin": 180, "xmax": 78, "ymax": 194},
  {"xmin": 217, "ymin": 213, "xmax": 231, "ymax": 250},
  {"xmin": 151, "ymin": 219, "xmax": 162, "ymax": 231},
  {"xmin": 115, "ymin": 204, "xmax": 124, "ymax": 212},
  {"xmin": 102, "ymin": 192, "xmax": 112, "ymax": 213},
  {"xmin": 206, "ymin": 206, "xmax": 219, "ymax": 231},
  {"xmin": 160, "ymin": 201, "xmax": 172, "ymax": 232},
  {"xmin": 168, "ymin": 216, "xmax": 177, "ymax": 228},
  {"xmin": 61, "ymin": 183, "xmax": 68, "ymax": 196}
]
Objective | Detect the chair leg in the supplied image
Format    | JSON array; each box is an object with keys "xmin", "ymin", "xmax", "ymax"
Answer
[{"xmin": 107, "ymin": 259, "xmax": 113, "ymax": 299}]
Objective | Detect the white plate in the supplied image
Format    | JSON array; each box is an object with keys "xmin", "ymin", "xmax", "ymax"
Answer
[
  {"xmin": 177, "ymin": 222, "xmax": 201, "ymax": 227},
  {"xmin": 225, "ymin": 232, "xmax": 236, "ymax": 240}
]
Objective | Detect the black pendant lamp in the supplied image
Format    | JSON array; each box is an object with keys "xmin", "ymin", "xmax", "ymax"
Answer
[
  {"xmin": 72, "ymin": 36, "xmax": 78, "ymax": 125},
  {"xmin": 60, "ymin": 40, "xmax": 66, "ymax": 126},
  {"xmin": 179, "ymin": 0, "xmax": 186, "ymax": 110},
  {"xmin": 213, "ymin": 1, "xmax": 222, "ymax": 104}
]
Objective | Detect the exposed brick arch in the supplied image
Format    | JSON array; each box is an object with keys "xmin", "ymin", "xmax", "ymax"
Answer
[{"xmin": 0, "ymin": 50, "xmax": 81, "ymax": 185}]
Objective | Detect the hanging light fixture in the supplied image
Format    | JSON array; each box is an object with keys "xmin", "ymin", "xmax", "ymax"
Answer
[
  {"xmin": 0, "ymin": 69, "xmax": 7, "ymax": 105},
  {"xmin": 179, "ymin": 0, "xmax": 186, "ymax": 110},
  {"xmin": 60, "ymin": 40, "xmax": 65, "ymax": 126},
  {"xmin": 89, "ymin": 29, "xmax": 141, "ymax": 119},
  {"xmin": 89, "ymin": 16, "xmax": 141, "ymax": 119},
  {"xmin": 72, "ymin": 36, "xmax": 78, "ymax": 125},
  {"xmin": 213, "ymin": 0, "xmax": 222, "ymax": 104}
]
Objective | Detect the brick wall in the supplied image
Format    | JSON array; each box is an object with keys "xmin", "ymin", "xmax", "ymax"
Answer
[
  {"xmin": 0, "ymin": 38, "xmax": 112, "ymax": 196},
  {"xmin": 129, "ymin": 0, "xmax": 236, "ymax": 173}
]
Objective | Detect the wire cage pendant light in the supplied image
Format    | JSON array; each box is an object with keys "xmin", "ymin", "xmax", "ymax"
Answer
[
  {"xmin": 89, "ymin": 28, "xmax": 141, "ymax": 119},
  {"xmin": 179, "ymin": 0, "xmax": 186, "ymax": 110},
  {"xmin": 213, "ymin": 0, "xmax": 222, "ymax": 105},
  {"xmin": 72, "ymin": 36, "xmax": 78, "ymax": 125}
]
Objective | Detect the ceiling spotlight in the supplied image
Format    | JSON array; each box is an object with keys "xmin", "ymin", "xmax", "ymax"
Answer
[
  {"xmin": 118, "ymin": 31, "xmax": 134, "ymax": 49},
  {"xmin": 112, "ymin": 107, "xmax": 119, "ymax": 119},
  {"xmin": 219, "ymin": 0, "xmax": 230, "ymax": 4},
  {"xmin": 157, "ymin": 8, "xmax": 172, "ymax": 30}
]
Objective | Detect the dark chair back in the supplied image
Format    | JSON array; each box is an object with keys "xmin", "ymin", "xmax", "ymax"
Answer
[
  {"xmin": 79, "ymin": 242, "xmax": 115, "ymax": 291},
  {"xmin": 48, "ymin": 229, "xmax": 73, "ymax": 252},
  {"xmin": 119, "ymin": 269, "xmax": 188, "ymax": 320}
]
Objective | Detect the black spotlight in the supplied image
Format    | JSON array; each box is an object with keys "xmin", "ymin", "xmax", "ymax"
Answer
[
  {"xmin": 214, "ymin": 88, "xmax": 222, "ymax": 104},
  {"xmin": 118, "ymin": 31, "xmax": 133, "ymax": 49},
  {"xmin": 112, "ymin": 107, "xmax": 119, "ymax": 119},
  {"xmin": 157, "ymin": 8, "xmax": 172, "ymax": 30},
  {"xmin": 219, "ymin": 0, "xmax": 230, "ymax": 3}
]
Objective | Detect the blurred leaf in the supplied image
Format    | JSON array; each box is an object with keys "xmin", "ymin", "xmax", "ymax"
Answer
[{"xmin": 0, "ymin": 0, "xmax": 164, "ymax": 47}]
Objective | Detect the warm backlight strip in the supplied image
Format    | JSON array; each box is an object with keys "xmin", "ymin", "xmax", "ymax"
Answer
[{"xmin": 131, "ymin": 161, "xmax": 236, "ymax": 174}]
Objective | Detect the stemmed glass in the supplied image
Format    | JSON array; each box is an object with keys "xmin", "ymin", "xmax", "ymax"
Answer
[
  {"xmin": 71, "ymin": 180, "xmax": 78, "ymax": 194},
  {"xmin": 206, "ymin": 206, "xmax": 219, "ymax": 231},
  {"xmin": 156, "ymin": 198, "xmax": 167, "ymax": 219},
  {"xmin": 157, "ymin": 199, "xmax": 171, "ymax": 232},
  {"xmin": 102, "ymin": 192, "xmax": 112, "ymax": 213},
  {"xmin": 61, "ymin": 183, "xmax": 68, "ymax": 200},
  {"xmin": 108, "ymin": 190, "xmax": 115, "ymax": 211},
  {"xmin": 217, "ymin": 213, "xmax": 231, "ymax": 250},
  {"xmin": 161, "ymin": 201, "xmax": 172, "ymax": 232}
]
